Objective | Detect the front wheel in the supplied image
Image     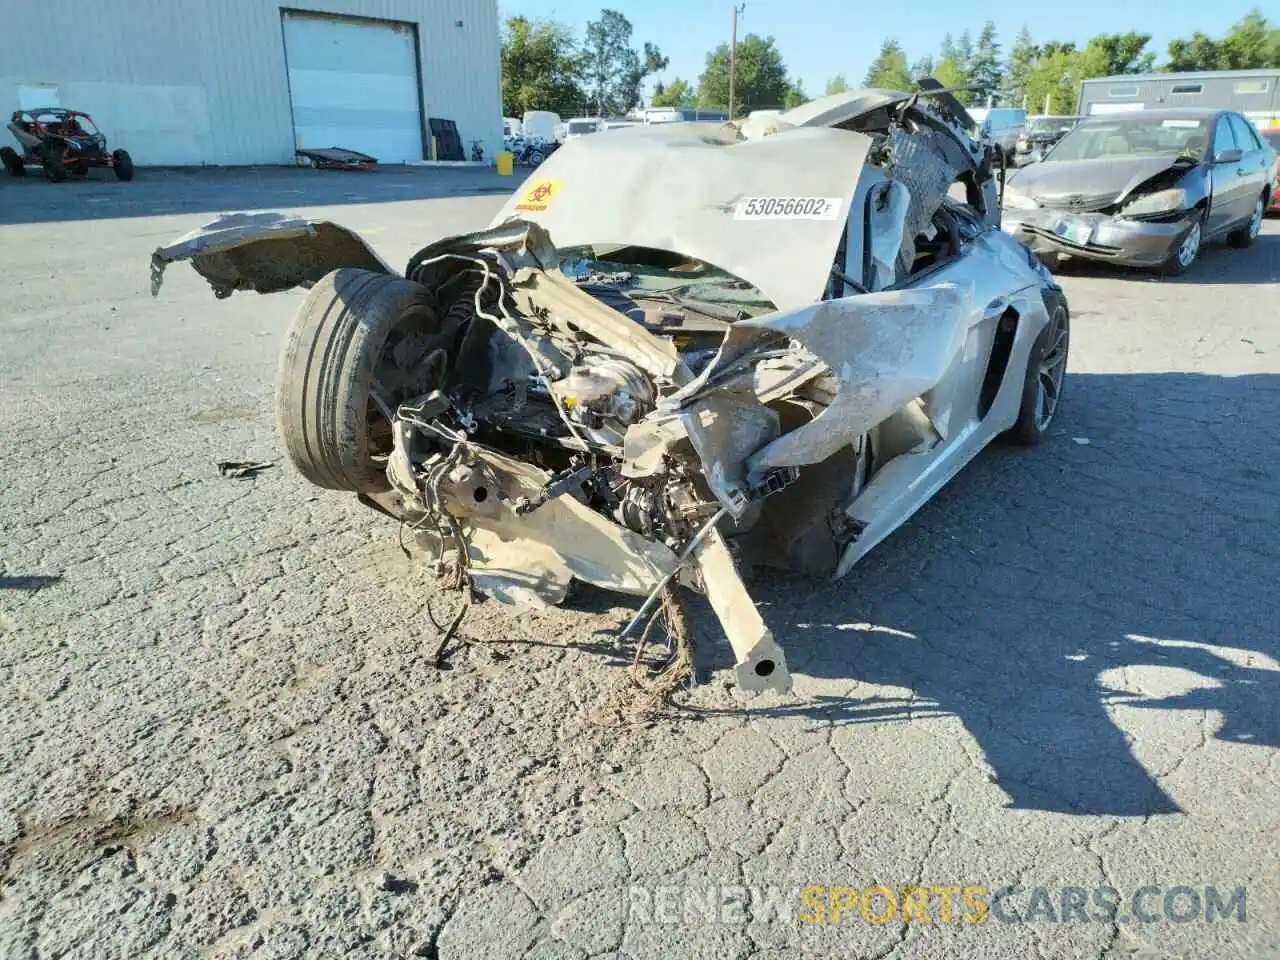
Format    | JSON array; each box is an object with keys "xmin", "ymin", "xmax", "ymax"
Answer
[
  {"xmin": 1006, "ymin": 292, "xmax": 1069, "ymax": 446},
  {"xmin": 41, "ymin": 149, "xmax": 67, "ymax": 183},
  {"xmin": 1161, "ymin": 212, "xmax": 1203, "ymax": 276},
  {"xmin": 0, "ymin": 146, "xmax": 24, "ymax": 177},
  {"xmin": 112, "ymin": 149, "xmax": 134, "ymax": 181},
  {"xmin": 1227, "ymin": 196, "xmax": 1264, "ymax": 248},
  {"xmin": 275, "ymin": 268, "xmax": 446, "ymax": 493}
]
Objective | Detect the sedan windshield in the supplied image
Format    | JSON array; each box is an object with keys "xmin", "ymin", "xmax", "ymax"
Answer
[
  {"xmin": 1026, "ymin": 117, "xmax": 1077, "ymax": 135},
  {"xmin": 1263, "ymin": 131, "xmax": 1280, "ymax": 151},
  {"xmin": 1049, "ymin": 116, "xmax": 1209, "ymax": 161}
]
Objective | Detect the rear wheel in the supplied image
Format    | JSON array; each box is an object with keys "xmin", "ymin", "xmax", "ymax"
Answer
[
  {"xmin": 112, "ymin": 149, "xmax": 134, "ymax": 181},
  {"xmin": 1007, "ymin": 291, "xmax": 1069, "ymax": 445},
  {"xmin": 275, "ymin": 268, "xmax": 446, "ymax": 493},
  {"xmin": 41, "ymin": 148, "xmax": 67, "ymax": 183},
  {"xmin": 0, "ymin": 147, "xmax": 24, "ymax": 177},
  {"xmin": 1227, "ymin": 196, "xmax": 1264, "ymax": 248}
]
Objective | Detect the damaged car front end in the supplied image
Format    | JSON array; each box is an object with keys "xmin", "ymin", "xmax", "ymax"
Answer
[{"xmin": 152, "ymin": 89, "xmax": 1068, "ymax": 695}]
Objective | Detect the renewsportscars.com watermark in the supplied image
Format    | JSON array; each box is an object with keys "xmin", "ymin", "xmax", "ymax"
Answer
[{"xmin": 628, "ymin": 884, "xmax": 1248, "ymax": 927}]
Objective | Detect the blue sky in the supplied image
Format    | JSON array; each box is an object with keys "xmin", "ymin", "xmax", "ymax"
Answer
[{"xmin": 498, "ymin": 0, "xmax": 1266, "ymax": 97}]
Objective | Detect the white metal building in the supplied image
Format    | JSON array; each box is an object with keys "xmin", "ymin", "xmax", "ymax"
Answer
[{"xmin": 0, "ymin": 0, "xmax": 503, "ymax": 166}]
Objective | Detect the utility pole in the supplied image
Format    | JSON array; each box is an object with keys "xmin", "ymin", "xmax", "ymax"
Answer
[{"xmin": 728, "ymin": 3, "xmax": 745, "ymax": 119}]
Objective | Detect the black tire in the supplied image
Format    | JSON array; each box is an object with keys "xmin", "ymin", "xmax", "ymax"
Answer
[
  {"xmin": 1226, "ymin": 195, "xmax": 1264, "ymax": 248},
  {"xmin": 1007, "ymin": 290, "xmax": 1069, "ymax": 446},
  {"xmin": 275, "ymin": 268, "xmax": 445, "ymax": 493},
  {"xmin": 41, "ymin": 149, "xmax": 67, "ymax": 183},
  {"xmin": 1160, "ymin": 209, "xmax": 1205, "ymax": 276},
  {"xmin": 0, "ymin": 146, "xmax": 24, "ymax": 177},
  {"xmin": 112, "ymin": 149, "xmax": 134, "ymax": 181},
  {"xmin": 70, "ymin": 159, "xmax": 89, "ymax": 177}
]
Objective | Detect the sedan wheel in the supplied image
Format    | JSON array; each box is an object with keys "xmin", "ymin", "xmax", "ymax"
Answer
[
  {"xmin": 1162, "ymin": 218, "xmax": 1202, "ymax": 276},
  {"xmin": 1228, "ymin": 197, "xmax": 1264, "ymax": 248}
]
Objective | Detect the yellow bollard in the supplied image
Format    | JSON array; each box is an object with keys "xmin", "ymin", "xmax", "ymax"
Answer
[{"xmin": 496, "ymin": 151, "xmax": 514, "ymax": 176}]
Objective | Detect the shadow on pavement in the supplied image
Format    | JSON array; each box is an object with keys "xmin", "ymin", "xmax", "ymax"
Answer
[
  {"xmin": 0, "ymin": 574, "xmax": 63, "ymax": 591},
  {"xmin": 0, "ymin": 165, "xmax": 526, "ymax": 227},
  {"xmin": 1054, "ymin": 231, "xmax": 1279, "ymax": 285},
  {"xmin": 688, "ymin": 371, "xmax": 1280, "ymax": 818}
]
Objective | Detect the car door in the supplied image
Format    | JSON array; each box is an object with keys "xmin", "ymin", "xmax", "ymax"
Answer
[
  {"xmin": 1227, "ymin": 113, "xmax": 1270, "ymax": 222},
  {"xmin": 1206, "ymin": 115, "xmax": 1244, "ymax": 238}
]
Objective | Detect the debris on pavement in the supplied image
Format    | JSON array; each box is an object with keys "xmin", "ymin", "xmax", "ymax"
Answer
[{"xmin": 216, "ymin": 459, "xmax": 275, "ymax": 479}]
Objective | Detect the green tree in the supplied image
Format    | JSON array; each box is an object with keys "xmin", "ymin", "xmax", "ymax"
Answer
[
  {"xmin": 783, "ymin": 80, "xmax": 808, "ymax": 108},
  {"xmin": 1078, "ymin": 32, "xmax": 1155, "ymax": 77},
  {"xmin": 1025, "ymin": 48, "xmax": 1080, "ymax": 114},
  {"xmin": 650, "ymin": 77, "xmax": 694, "ymax": 107},
  {"xmin": 1166, "ymin": 33, "xmax": 1225, "ymax": 71},
  {"xmin": 1002, "ymin": 26, "xmax": 1038, "ymax": 108},
  {"xmin": 1168, "ymin": 11, "xmax": 1280, "ymax": 70},
  {"xmin": 1220, "ymin": 11, "xmax": 1280, "ymax": 67},
  {"xmin": 825, "ymin": 74, "xmax": 850, "ymax": 95},
  {"xmin": 863, "ymin": 38, "xmax": 913, "ymax": 92},
  {"xmin": 697, "ymin": 34, "xmax": 797, "ymax": 112},
  {"xmin": 581, "ymin": 10, "xmax": 667, "ymax": 115},
  {"xmin": 934, "ymin": 55, "xmax": 970, "ymax": 104},
  {"xmin": 910, "ymin": 55, "xmax": 937, "ymax": 84},
  {"xmin": 969, "ymin": 21, "xmax": 1003, "ymax": 105},
  {"xmin": 957, "ymin": 30, "xmax": 975, "ymax": 75},
  {"xmin": 940, "ymin": 33, "xmax": 960, "ymax": 63},
  {"xmin": 500, "ymin": 17, "xmax": 587, "ymax": 118}
]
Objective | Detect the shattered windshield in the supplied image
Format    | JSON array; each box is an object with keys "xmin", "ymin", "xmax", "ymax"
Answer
[
  {"xmin": 558, "ymin": 244, "xmax": 777, "ymax": 317},
  {"xmin": 1050, "ymin": 117, "xmax": 1209, "ymax": 161}
]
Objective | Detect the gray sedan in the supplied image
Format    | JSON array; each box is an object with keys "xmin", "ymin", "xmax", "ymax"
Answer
[{"xmin": 1002, "ymin": 108, "xmax": 1274, "ymax": 275}]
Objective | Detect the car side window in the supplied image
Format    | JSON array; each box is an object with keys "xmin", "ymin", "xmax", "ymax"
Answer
[
  {"xmin": 1227, "ymin": 114, "xmax": 1261, "ymax": 152},
  {"xmin": 1211, "ymin": 117, "xmax": 1237, "ymax": 159}
]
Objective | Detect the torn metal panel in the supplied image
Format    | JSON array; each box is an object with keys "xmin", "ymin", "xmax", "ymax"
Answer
[
  {"xmin": 692, "ymin": 527, "xmax": 791, "ymax": 693},
  {"xmin": 149, "ymin": 211, "xmax": 392, "ymax": 297},
  {"xmin": 490, "ymin": 122, "xmax": 873, "ymax": 313},
  {"xmin": 866, "ymin": 180, "xmax": 911, "ymax": 291}
]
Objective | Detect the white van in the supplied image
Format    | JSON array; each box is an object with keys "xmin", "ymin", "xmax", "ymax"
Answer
[{"xmin": 521, "ymin": 111, "xmax": 561, "ymax": 144}]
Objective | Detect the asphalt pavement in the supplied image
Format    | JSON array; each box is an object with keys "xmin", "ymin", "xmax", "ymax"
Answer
[{"xmin": 1, "ymin": 166, "xmax": 1277, "ymax": 960}]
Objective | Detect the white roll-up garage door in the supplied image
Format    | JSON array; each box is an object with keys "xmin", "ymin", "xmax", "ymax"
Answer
[{"xmin": 281, "ymin": 11, "xmax": 423, "ymax": 163}]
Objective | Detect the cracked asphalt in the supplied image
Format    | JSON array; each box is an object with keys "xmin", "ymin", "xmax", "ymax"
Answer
[{"xmin": 1, "ymin": 168, "xmax": 1278, "ymax": 960}]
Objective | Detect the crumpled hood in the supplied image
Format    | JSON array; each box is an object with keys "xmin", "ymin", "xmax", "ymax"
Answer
[
  {"xmin": 1009, "ymin": 155, "xmax": 1192, "ymax": 204},
  {"xmin": 490, "ymin": 122, "xmax": 874, "ymax": 312}
]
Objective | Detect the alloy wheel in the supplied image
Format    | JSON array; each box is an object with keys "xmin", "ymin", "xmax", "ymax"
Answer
[
  {"xmin": 1176, "ymin": 221, "xmax": 1201, "ymax": 269},
  {"xmin": 1248, "ymin": 199, "xmax": 1263, "ymax": 240},
  {"xmin": 1035, "ymin": 306, "xmax": 1069, "ymax": 430}
]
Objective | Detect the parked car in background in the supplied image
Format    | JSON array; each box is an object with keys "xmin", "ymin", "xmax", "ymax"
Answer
[
  {"xmin": 521, "ymin": 111, "xmax": 561, "ymax": 145},
  {"xmin": 1012, "ymin": 115, "xmax": 1081, "ymax": 166},
  {"xmin": 980, "ymin": 107, "xmax": 1027, "ymax": 163},
  {"xmin": 1003, "ymin": 108, "xmax": 1274, "ymax": 275},
  {"xmin": 1262, "ymin": 128, "xmax": 1280, "ymax": 212},
  {"xmin": 643, "ymin": 107, "xmax": 729, "ymax": 124},
  {"xmin": 562, "ymin": 117, "xmax": 604, "ymax": 140}
]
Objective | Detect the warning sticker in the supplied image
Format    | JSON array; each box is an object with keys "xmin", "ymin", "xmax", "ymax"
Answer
[
  {"xmin": 734, "ymin": 196, "xmax": 843, "ymax": 220},
  {"xmin": 514, "ymin": 180, "xmax": 562, "ymax": 212}
]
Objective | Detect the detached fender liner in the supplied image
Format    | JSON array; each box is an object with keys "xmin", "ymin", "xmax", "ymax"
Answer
[{"xmin": 150, "ymin": 211, "xmax": 392, "ymax": 298}]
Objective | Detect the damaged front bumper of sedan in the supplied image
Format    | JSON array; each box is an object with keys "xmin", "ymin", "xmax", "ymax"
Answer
[{"xmin": 1002, "ymin": 204, "xmax": 1200, "ymax": 268}]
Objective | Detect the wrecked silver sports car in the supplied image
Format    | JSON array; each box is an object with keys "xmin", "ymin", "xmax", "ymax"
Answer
[{"xmin": 151, "ymin": 87, "xmax": 1069, "ymax": 695}]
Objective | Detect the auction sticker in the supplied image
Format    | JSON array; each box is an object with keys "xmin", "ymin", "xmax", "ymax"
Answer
[
  {"xmin": 735, "ymin": 196, "xmax": 843, "ymax": 220},
  {"xmin": 515, "ymin": 180, "xmax": 562, "ymax": 212}
]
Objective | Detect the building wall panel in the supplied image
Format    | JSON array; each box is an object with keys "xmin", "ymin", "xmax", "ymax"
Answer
[{"xmin": 0, "ymin": 0, "xmax": 502, "ymax": 165}]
